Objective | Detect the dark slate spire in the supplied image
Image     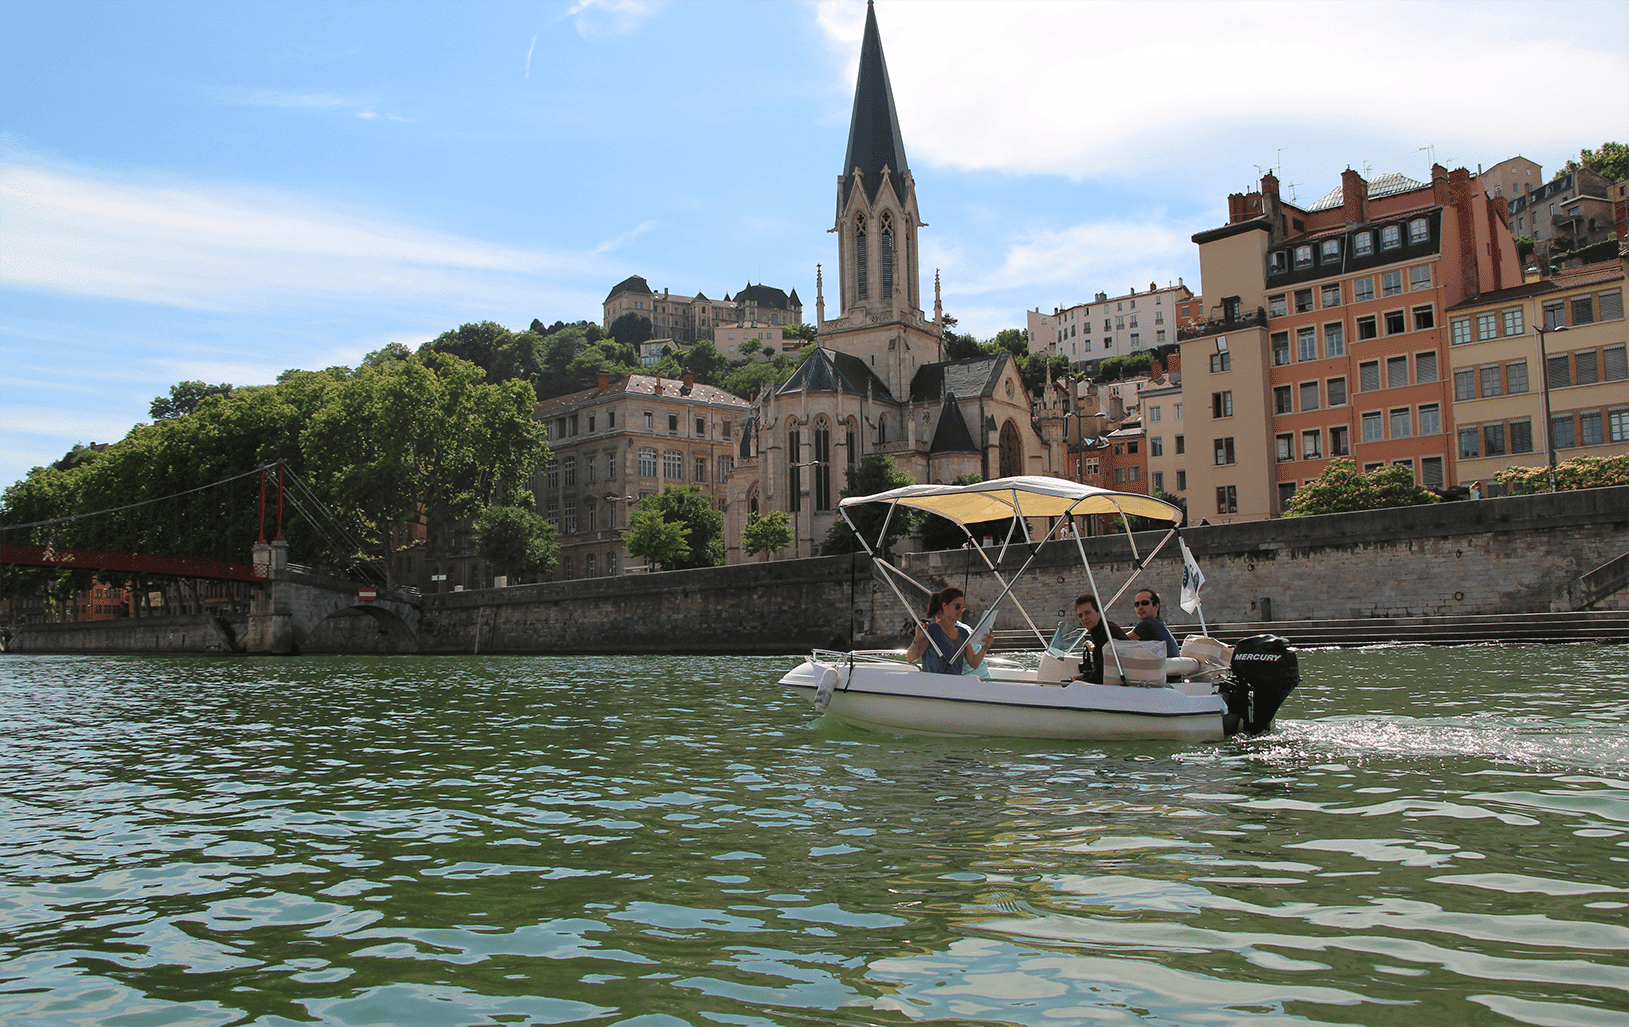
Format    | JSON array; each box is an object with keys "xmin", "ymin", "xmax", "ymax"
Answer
[{"xmin": 841, "ymin": 1, "xmax": 910, "ymax": 210}]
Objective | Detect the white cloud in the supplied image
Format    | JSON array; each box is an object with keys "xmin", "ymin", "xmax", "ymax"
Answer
[
  {"xmin": 566, "ymin": 0, "xmax": 664, "ymax": 41},
  {"xmin": 823, "ymin": 1, "xmax": 1629, "ymax": 189},
  {"xmin": 592, "ymin": 220, "xmax": 659, "ymax": 255},
  {"xmin": 0, "ymin": 151, "xmax": 615, "ymax": 317}
]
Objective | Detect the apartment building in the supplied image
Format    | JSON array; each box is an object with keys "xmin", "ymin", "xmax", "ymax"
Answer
[
  {"xmin": 1180, "ymin": 166, "xmax": 1524, "ymax": 522},
  {"xmin": 1480, "ymin": 156, "xmax": 1542, "ymax": 204},
  {"xmin": 1507, "ymin": 167, "xmax": 1615, "ymax": 269},
  {"xmin": 1027, "ymin": 281, "xmax": 1192, "ymax": 373},
  {"xmin": 1447, "ymin": 261, "xmax": 1627, "ymax": 485},
  {"xmin": 530, "ymin": 370, "xmax": 749, "ymax": 579}
]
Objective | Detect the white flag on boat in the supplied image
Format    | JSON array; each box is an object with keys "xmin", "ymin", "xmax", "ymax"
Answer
[{"xmin": 1179, "ymin": 538, "xmax": 1205, "ymax": 614}]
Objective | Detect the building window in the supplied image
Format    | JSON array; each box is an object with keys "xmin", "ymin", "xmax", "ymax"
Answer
[
  {"xmin": 1572, "ymin": 296, "xmax": 1595, "ymax": 326},
  {"xmin": 1606, "ymin": 345, "xmax": 1627, "ymax": 381},
  {"xmin": 1413, "ymin": 305, "xmax": 1435, "ymax": 331},
  {"xmin": 1503, "ymin": 308, "xmax": 1524, "ymax": 336},
  {"xmin": 1269, "ymin": 294, "xmax": 1287, "ymax": 317},
  {"xmin": 1511, "ymin": 419, "xmax": 1534, "ymax": 453},
  {"xmin": 663, "ymin": 450, "xmax": 683, "ymax": 479},
  {"xmin": 1268, "ymin": 251, "xmax": 1287, "ymax": 274},
  {"xmin": 1174, "ymin": 403, "xmax": 1183, "ymax": 421},
  {"xmin": 1355, "ymin": 277, "xmax": 1375, "ymax": 302},
  {"xmin": 1150, "ymin": 436, "xmax": 1163, "ymax": 456},
  {"xmin": 1458, "ymin": 427, "xmax": 1480, "ymax": 458},
  {"xmin": 1601, "ymin": 289, "xmax": 1624, "ymax": 321},
  {"xmin": 585, "ymin": 455, "xmax": 597, "ymax": 483},
  {"xmin": 1419, "ymin": 403, "xmax": 1441, "ymax": 435},
  {"xmin": 1480, "ymin": 365, "xmax": 1503, "ymax": 397},
  {"xmin": 1212, "ymin": 391, "xmax": 1233, "ymax": 418},
  {"xmin": 1506, "ymin": 360, "xmax": 1529, "ymax": 394},
  {"xmin": 1383, "ymin": 271, "xmax": 1403, "ymax": 297},
  {"xmin": 1353, "ymin": 231, "xmax": 1373, "ymax": 256},
  {"xmin": 1451, "ymin": 317, "xmax": 1471, "ymax": 345},
  {"xmin": 1274, "ymin": 385, "xmax": 1293, "ymax": 414},
  {"xmin": 1278, "ymin": 482, "xmax": 1297, "ymax": 510},
  {"xmin": 1454, "ymin": 368, "xmax": 1476, "ymax": 401},
  {"xmin": 1210, "ymin": 351, "xmax": 1232, "ymax": 372},
  {"xmin": 1576, "ymin": 350, "xmax": 1599, "ymax": 385},
  {"xmin": 1213, "ymin": 437, "xmax": 1236, "ymax": 465},
  {"xmin": 562, "ymin": 456, "xmax": 576, "ymax": 487},
  {"xmin": 1276, "ymin": 433, "xmax": 1294, "ymax": 462},
  {"xmin": 605, "ymin": 450, "xmax": 617, "ymax": 479},
  {"xmin": 1385, "ymin": 310, "xmax": 1407, "ymax": 335},
  {"xmin": 1422, "ymin": 456, "xmax": 1444, "ymax": 488},
  {"xmin": 1390, "ymin": 408, "xmax": 1412, "ymax": 438},
  {"xmin": 1301, "ymin": 429, "xmax": 1322, "ymax": 460},
  {"xmin": 668, "ymin": 414, "xmax": 679, "ymax": 434},
  {"xmin": 1552, "ymin": 415, "xmax": 1575, "ymax": 449},
  {"xmin": 1381, "ymin": 224, "xmax": 1402, "ymax": 250},
  {"xmin": 1151, "ymin": 471, "xmax": 1164, "ymax": 490},
  {"xmin": 1360, "ymin": 360, "xmax": 1381, "ymax": 392},
  {"xmin": 1485, "ymin": 422, "xmax": 1506, "ymax": 456},
  {"xmin": 1386, "ymin": 355, "xmax": 1410, "ymax": 389},
  {"xmin": 1544, "ymin": 300, "xmax": 1565, "ymax": 330},
  {"xmin": 1328, "ymin": 377, "xmax": 1347, "ymax": 407},
  {"xmin": 1416, "ymin": 351, "xmax": 1438, "ymax": 383},
  {"xmin": 1357, "ymin": 316, "xmax": 1378, "ymax": 340},
  {"xmin": 547, "ymin": 463, "xmax": 559, "ymax": 489},
  {"xmin": 1176, "ymin": 470, "xmax": 1187, "ymax": 491},
  {"xmin": 1408, "ymin": 218, "xmax": 1429, "ymax": 245},
  {"xmin": 814, "ymin": 421, "xmax": 832, "ymax": 511},
  {"xmin": 694, "ymin": 457, "xmax": 706, "ymax": 483},
  {"xmin": 1295, "ymin": 289, "xmax": 1314, "ymax": 313},
  {"xmin": 1321, "ymin": 238, "xmax": 1341, "ymax": 264},
  {"xmin": 644, "ymin": 411, "xmax": 654, "ymax": 430},
  {"xmin": 1325, "ymin": 322, "xmax": 1345, "ymax": 357},
  {"xmin": 1272, "ymin": 333, "xmax": 1290, "ymax": 365},
  {"xmin": 1410, "ymin": 265, "xmax": 1432, "ymax": 290},
  {"xmin": 1300, "ymin": 381, "xmax": 1320, "ymax": 411},
  {"xmin": 1362, "ymin": 411, "xmax": 1383, "ymax": 442},
  {"xmin": 718, "ymin": 455, "xmax": 734, "ymax": 480},
  {"xmin": 1547, "ymin": 353, "xmax": 1571, "ymax": 388},
  {"xmin": 639, "ymin": 447, "xmax": 657, "ymax": 477},
  {"xmin": 1581, "ymin": 410, "xmax": 1604, "ymax": 446},
  {"xmin": 1150, "ymin": 406, "xmax": 1161, "ymax": 423},
  {"xmin": 1331, "ymin": 425, "xmax": 1350, "ymax": 456},
  {"xmin": 1297, "ymin": 326, "xmax": 1317, "ymax": 362},
  {"xmin": 1115, "ymin": 466, "xmax": 1127, "ymax": 483},
  {"xmin": 1322, "ymin": 283, "xmax": 1342, "ymax": 308},
  {"xmin": 608, "ymin": 410, "xmax": 616, "ymax": 429},
  {"xmin": 1128, "ymin": 466, "xmax": 1140, "ymax": 482},
  {"xmin": 1294, "ymin": 245, "xmax": 1313, "ymax": 270},
  {"xmin": 1216, "ymin": 486, "xmax": 1237, "ymax": 514},
  {"xmin": 1608, "ymin": 407, "xmax": 1629, "ymax": 443},
  {"xmin": 563, "ymin": 497, "xmax": 577, "ymax": 535}
]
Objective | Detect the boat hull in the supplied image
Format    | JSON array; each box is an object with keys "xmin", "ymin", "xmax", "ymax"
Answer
[{"xmin": 781, "ymin": 659, "xmax": 1229, "ymax": 742}]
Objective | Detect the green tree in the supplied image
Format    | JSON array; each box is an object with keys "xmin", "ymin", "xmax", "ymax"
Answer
[
  {"xmin": 741, "ymin": 509, "xmax": 793, "ymax": 560},
  {"xmin": 820, "ymin": 455, "xmax": 917, "ymax": 556},
  {"xmin": 610, "ymin": 312, "xmax": 654, "ymax": 347},
  {"xmin": 1493, "ymin": 455, "xmax": 1629, "ymax": 494},
  {"xmin": 993, "ymin": 327, "xmax": 1029, "ymax": 356},
  {"xmin": 622, "ymin": 485, "xmax": 724, "ymax": 570},
  {"xmin": 149, "ymin": 380, "xmax": 235, "ymax": 420},
  {"xmin": 419, "ymin": 321, "xmax": 514, "ymax": 376},
  {"xmin": 362, "ymin": 342, "xmax": 413, "ymax": 367},
  {"xmin": 1558, "ymin": 141, "xmax": 1629, "ymax": 183},
  {"xmin": 677, "ymin": 339, "xmax": 730, "ymax": 384},
  {"xmin": 737, "ymin": 337, "xmax": 763, "ymax": 358},
  {"xmin": 1284, "ymin": 458, "xmax": 1441, "ymax": 516},
  {"xmin": 1097, "ymin": 353, "xmax": 1154, "ymax": 381},
  {"xmin": 475, "ymin": 504, "xmax": 559, "ymax": 582},
  {"xmin": 942, "ymin": 330, "xmax": 986, "ymax": 361},
  {"xmin": 782, "ymin": 322, "xmax": 817, "ymax": 342}
]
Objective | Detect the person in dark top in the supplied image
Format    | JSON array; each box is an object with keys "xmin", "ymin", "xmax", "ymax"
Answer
[
  {"xmin": 1128, "ymin": 588, "xmax": 1179, "ymax": 657},
  {"xmin": 1069, "ymin": 592, "xmax": 1127, "ymax": 685},
  {"xmin": 905, "ymin": 586, "xmax": 986, "ymax": 676}
]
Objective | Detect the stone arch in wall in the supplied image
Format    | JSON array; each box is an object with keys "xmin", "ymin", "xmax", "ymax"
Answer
[{"xmin": 999, "ymin": 420, "xmax": 1023, "ymax": 478}]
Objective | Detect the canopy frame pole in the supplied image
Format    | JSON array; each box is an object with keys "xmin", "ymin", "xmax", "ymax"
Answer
[
  {"xmin": 841, "ymin": 501, "xmax": 946, "ymax": 661},
  {"xmin": 943, "ymin": 505, "xmax": 1073, "ymax": 663}
]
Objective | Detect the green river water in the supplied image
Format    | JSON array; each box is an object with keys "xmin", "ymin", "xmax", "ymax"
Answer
[{"xmin": 2, "ymin": 645, "xmax": 1626, "ymax": 1026}]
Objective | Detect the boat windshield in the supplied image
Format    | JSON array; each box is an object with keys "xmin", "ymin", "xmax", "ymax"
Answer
[{"xmin": 1046, "ymin": 622, "xmax": 1087, "ymax": 658}]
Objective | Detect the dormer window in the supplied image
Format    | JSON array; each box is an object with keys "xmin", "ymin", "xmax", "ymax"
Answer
[
  {"xmin": 1320, "ymin": 238, "xmax": 1341, "ymax": 263},
  {"xmin": 1407, "ymin": 218, "xmax": 1429, "ymax": 245},
  {"xmin": 1352, "ymin": 231, "xmax": 1373, "ymax": 256},
  {"xmin": 1268, "ymin": 251, "xmax": 1287, "ymax": 274},
  {"xmin": 1294, "ymin": 245, "xmax": 1313, "ymax": 270},
  {"xmin": 1380, "ymin": 224, "xmax": 1402, "ymax": 250}
]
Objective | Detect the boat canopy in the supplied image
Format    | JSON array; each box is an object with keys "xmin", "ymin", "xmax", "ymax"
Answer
[{"xmin": 839, "ymin": 475, "xmax": 1181, "ymax": 528}]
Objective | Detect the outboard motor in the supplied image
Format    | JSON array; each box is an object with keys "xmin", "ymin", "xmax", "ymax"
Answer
[{"xmin": 1220, "ymin": 634, "xmax": 1300, "ymax": 736}]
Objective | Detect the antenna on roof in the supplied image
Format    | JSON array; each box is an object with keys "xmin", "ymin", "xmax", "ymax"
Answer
[{"xmin": 1417, "ymin": 144, "xmax": 1436, "ymax": 166}]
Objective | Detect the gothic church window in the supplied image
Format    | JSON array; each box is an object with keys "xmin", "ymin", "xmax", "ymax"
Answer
[
  {"xmin": 855, "ymin": 216, "xmax": 868, "ymax": 301},
  {"xmin": 880, "ymin": 212, "xmax": 894, "ymax": 302}
]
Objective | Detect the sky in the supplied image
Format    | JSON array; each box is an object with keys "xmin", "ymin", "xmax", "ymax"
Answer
[{"xmin": 3, "ymin": 0, "xmax": 1627, "ymax": 491}]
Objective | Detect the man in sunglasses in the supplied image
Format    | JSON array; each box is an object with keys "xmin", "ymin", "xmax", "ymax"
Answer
[{"xmin": 1126, "ymin": 589, "xmax": 1179, "ymax": 658}]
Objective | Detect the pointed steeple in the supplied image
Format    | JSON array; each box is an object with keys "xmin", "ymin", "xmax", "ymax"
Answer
[{"xmin": 840, "ymin": 1, "xmax": 910, "ymax": 211}]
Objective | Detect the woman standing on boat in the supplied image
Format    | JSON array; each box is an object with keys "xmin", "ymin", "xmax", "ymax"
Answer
[{"xmin": 906, "ymin": 586, "xmax": 986, "ymax": 676}]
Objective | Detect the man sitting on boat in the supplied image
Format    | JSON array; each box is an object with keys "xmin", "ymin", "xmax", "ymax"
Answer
[
  {"xmin": 905, "ymin": 586, "xmax": 986, "ymax": 676},
  {"xmin": 1068, "ymin": 592, "xmax": 1128, "ymax": 685},
  {"xmin": 1127, "ymin": 589, "xmax": 1180, "ymax": 658}
]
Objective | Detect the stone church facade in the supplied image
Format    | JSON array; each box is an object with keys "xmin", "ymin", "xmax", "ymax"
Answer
[{"xmin": 722, "ymin": 2, "xmax": 1063, "ymax": 561}]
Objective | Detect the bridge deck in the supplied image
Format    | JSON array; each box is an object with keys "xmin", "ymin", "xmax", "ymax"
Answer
[{"xmin": 0, "ymin": 544, "xmax": 263, "ymax": 583}]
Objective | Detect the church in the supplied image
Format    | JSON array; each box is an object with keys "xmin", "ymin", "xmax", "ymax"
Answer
[{"xmin": 722, "ymin": 2, "xmax": 1062, "ymax": 560}]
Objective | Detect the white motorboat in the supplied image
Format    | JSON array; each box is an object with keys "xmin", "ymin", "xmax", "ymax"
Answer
[{"xmin": 778, "ymin": 476, "xmax": 1298, "ymax": 741}]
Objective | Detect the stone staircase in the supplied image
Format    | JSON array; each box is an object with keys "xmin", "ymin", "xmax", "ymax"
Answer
[{"xmin": 989, "ymin": 610, "xmax": 1629, "ymax": 650}]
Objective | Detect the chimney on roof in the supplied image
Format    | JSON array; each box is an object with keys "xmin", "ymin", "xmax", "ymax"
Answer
[
  {"xmin": 1341, "ymin": 168, "xmax": 1370, "ymax": 225},
  {"xmin": 682, "ymin": 372, "xmax": 694, "ymax": 390},
  {"xmin": 1150, "ymin": 359, "xmax": 1163, "ymax": 379},
  {"xmin": 654, "ymin": 378, "xmax": 663, "ymax": 395},
  {"xmin": 1432, "ymin": 163, "xmax": 1450, "ymax": 206},
  {"xmin": 598, "ymin": 369, "xmax": 610, "ymax": 390}
]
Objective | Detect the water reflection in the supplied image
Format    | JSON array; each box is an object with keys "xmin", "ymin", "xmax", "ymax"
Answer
[{"xmin": 0, "ymin": 646, "xmax": 1625, "ymax": 1026}]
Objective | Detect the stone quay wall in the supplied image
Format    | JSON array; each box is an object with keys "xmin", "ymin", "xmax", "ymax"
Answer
[
  {"xmin": 873, "ymin": 486, "xmax": 1628, "ymax": 642},
  {"xmin": 9, "ymin": 613, "xmax": 240, "ymax": 654},
  {"xmin": 418, "ymin": 553, "xmax": 873, "ymax": 655}
]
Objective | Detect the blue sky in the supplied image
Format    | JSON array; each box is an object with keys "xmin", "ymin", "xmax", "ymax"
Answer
[{"xmin": 4, "ymin": 0, "xmax": 1627, "ymax": 490}]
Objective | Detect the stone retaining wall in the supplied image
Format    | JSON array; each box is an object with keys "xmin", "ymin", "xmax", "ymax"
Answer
[{"xmin": 8, "ymin": 613, "xmax": 239, "ymax": 654}]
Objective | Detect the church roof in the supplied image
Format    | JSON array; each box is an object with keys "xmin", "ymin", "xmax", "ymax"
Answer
[
  {"xmin": 840, "ymin": 1, "xmax": 911, "ymax": 212},
  {"xmin": 909, "ymin": 353, "xmax": 1008, "ymax": 403},
  {"xmin": 776, "ymin": 347, "xmax": 894, "ymax": 401},
  {"xmin": 928, "ymin": 393, "xmax": 979, "ymax": 453},
  {"xmin": 605, "ymin": 274, "xmax": 651, "ymax": 302},
  {"xmin": 737, "ymin": 283, "xmax": 794, "ymax": 309}
]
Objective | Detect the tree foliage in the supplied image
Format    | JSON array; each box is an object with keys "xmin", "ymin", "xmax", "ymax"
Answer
[
  {"xmin": 1558, "ymin": 141, "xmax": 1629, "ymax": 183},
  {"xmin": 1493, "ymin": 455, "xmax": 1629, "ymax": 495},
  {"xmin": 1097, "ymin": 353, "xmax": 1154, "ymax": 382},
  {"xmin": 741, "ymin": 509, "xmax": 793, "ymax": 560},
  {"xmin": 149, "ymin": 380, "xmax": 235, "ymax": 420},
  {"xmin": 782, "ymin": 322, "xmax": 817, "ymax": 342},
  {"xmin": 1283, "ymin": 458, "xmax": 1441, "ymax": 516},
  {"xmin": 820, "ymin": 455, "xmax": 918, "ymax": 556},
  {"xmin": 622, "ymin": 485, "xmax": 724, "ymax": 571},
  {"xmin": 475, "ymin": 504, "xmax": 558, "ymax": 581},
  {"xmin": 610, "ymin": 312, "xmax": 654, "ymax": 346}
]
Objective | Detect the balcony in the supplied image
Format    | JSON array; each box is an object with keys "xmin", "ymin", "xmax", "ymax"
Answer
[{"xmin": 1177, "ymin": 308, "xmax": 1268, "ymax": 341}]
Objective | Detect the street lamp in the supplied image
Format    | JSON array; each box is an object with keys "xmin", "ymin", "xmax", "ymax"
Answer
[
  {"xmin": 1535, "ymin": 322, "xmax": 1568, "ymax": 493},
  {"xmin": 787, "ymin": 460, "xmax": 821, "ymax": 560}
]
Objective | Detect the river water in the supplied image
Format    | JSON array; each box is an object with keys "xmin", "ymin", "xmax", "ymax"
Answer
[{"xmin": 2, "ymin": 646, "xmax": 1626, "ymax": 1027}]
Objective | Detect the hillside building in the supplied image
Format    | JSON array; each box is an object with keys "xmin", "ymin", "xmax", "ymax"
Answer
[
  {"xmin": 603, "ymin": 277, "xmax": 802, "ymax": 345},
  {"xmin": 1027, "ymin": 281, "xmax": 1193, "ymax": 374}
]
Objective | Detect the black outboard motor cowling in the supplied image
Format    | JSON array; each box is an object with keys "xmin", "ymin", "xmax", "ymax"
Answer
[{"xmin": 1221, "ymin": 634, "xmax": 1300, "ymax": 736}]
